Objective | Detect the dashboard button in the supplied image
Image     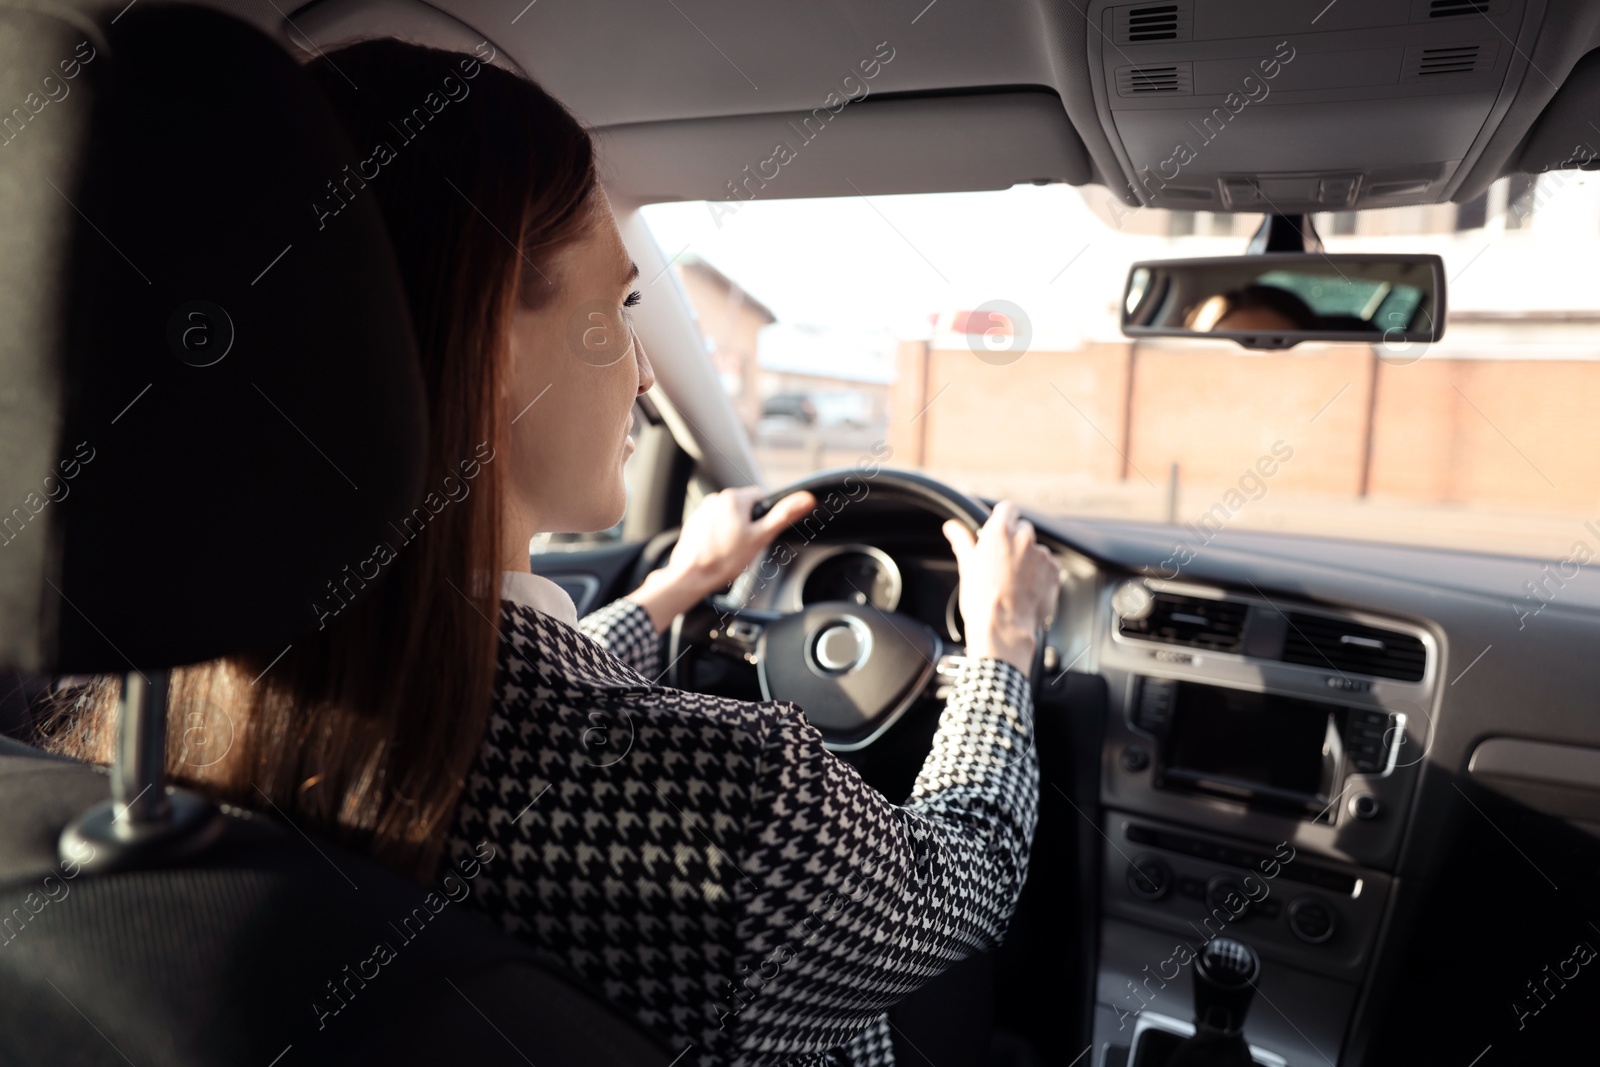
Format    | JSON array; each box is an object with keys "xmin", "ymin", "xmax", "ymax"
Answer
[
  {"xmin": 1214, "ymin": 845, "xmax": 1252, "ymax": 869},
  {"xmin": 1121, "ymin": 745, "xmax": 1151, "ymax": 772},
  {"xmin": 1132, "ymin": 677, "xmax": 1177, "ymax": 734},
  {"xmin": 1127, "ymin": 854, "xmax": 1173, "ymax": 901},
  {"xmin": 1350, "ymin": 792, "xmax": 1383, "ymax": 820},
  {"xmin": 1288, "ymin": 896, "xmax": 1337, "ymax": 944},
  {"xmin": 1206, "ymin": 875, "xmax": 1251, "ymax": 919}
]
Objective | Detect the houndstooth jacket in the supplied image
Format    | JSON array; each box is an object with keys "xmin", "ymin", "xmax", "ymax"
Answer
[{"xmin": 443, "ymin": 572, "xmax": 1039, "ymax": 1067}]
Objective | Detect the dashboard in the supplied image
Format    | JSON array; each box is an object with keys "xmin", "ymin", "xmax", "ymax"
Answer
[
  {"xmin": 694, "ymin": 494, "xmax": 1600, "ymax": 1066},
  {"xmin": 734, "ymin": 540, "xmax": 966, "ymax": 643},
  {"xmin": 1087, "ymin": 575, "xmax": 1436, "ymax": 1064},
  {"xmin": 1042, "ymin": 515, "xmax": 1600, "ymax": 1067}
]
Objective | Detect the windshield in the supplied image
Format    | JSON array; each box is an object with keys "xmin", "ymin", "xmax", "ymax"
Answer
[{"xmin": 642, "ymin": 173, "xmax": 1600, "ymax": 559}]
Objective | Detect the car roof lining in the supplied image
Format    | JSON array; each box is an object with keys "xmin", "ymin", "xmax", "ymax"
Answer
[{"xmin": 194, "ymin": 0, "xmax": 1600, "ymax": 210}]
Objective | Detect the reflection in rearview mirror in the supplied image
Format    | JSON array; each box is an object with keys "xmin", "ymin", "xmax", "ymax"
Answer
[{"xmin": 1121, "ymin": 253, "xmax": 1446, "ymax": 351}]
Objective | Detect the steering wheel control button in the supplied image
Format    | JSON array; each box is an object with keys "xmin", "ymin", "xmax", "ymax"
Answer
[
  {"xmin": 813, "ymin": 619, "xmax": 871, "ymax": 674},
  {"xmin": 725, "ymin": 619, "xmax": 763, "ymax": 643},
  {"xmin": 1126, "ymin": 854, "xmax": 1173, "ymax": 901},
  {"xmin": 1121, "ymin": 744, "xmax": 1151, "ymax": 772},
  {"xmin": 1349, "ymin": 792, "xmax": 1383, "ymax": 820},
  {"xmin": 1287, "ymin": 896, "xmax": 1337, "ymax": 944}
]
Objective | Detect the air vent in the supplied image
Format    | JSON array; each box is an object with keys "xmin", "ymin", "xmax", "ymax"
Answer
[
  {"xmin": 1419, "ymin": 45, "xmax": 1480, "ymax": 73},
  {"xmin": 1402, "ymin": 43, "xmax": 1493, "ymax": 80},
  {"xmin": 1119, "ymin": 593, "xmax": 1247, "ymax": 653},
  {"xmin": 1429, "ymin": 0, "xmax": 1490, "ymax": 16},
  {"xmin": 1114, "ymin": 3, "xmax": 1192, "ymax": 45},
  {"xmin": 1117, "ymin": 63, "xmax": 1193, "ymax": 95},
  {"xmin": 1280, "ymin": 613, "xmax": 1427, "ymax": 682}
]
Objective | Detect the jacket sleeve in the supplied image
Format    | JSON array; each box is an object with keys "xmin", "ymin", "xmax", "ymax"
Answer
[
  {"xmin": 719, "ymin": 657, "xmax": 1038, "ymax": 1065},
  {"xmin": 576, "ymin": 599, "xmax": 662, "ymax": 681}
]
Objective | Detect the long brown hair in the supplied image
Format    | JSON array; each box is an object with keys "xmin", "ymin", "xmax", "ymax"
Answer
[{"xmin": 45, "ymin": 40, "xmax": 599, "ymax": 881}]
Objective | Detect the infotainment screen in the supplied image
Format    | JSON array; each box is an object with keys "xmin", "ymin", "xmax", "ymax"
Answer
[{"xmin": 1160, "ymin": 682, "xmax": 1340, "ymax": 815}]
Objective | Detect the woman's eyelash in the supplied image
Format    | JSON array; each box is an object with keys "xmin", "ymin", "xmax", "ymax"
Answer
[{"xmin": 623, "ymin": 290, "xmax": 642, "ymax": 308}]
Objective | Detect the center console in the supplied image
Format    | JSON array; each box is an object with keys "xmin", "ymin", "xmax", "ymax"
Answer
[{"xmin": 1087, "ymin": 577, "xmax": 1439, "ymax": 1066}]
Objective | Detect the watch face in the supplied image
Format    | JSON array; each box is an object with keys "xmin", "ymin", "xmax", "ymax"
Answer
[{"xmin": 1112, "ymin": 579, "xmax": 1155, "ymax": 621}]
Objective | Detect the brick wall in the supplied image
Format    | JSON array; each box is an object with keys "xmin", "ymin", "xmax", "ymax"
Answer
[
  {"xmin": 892, "ymin": 338, "xmax": 1600, "ymax": 514},
  {"xmin": 890, "ymin": 341, "xmax": 1132, "ymax": 481},
  {"xmin": 1125, "ymin": 343, "xmax": 1373, "ymax": 497},
  {"xmin": 1369, "ymin": 357, "xmax": 1600, "ymax": 511}
]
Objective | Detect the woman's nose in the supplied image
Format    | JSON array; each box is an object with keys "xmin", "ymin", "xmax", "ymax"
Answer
[{"xmin": 633, "ymin": 331, "xmax": 655, "ymax": 395}]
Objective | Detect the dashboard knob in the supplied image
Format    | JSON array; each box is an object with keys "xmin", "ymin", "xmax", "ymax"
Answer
[
  {"xmin": 1349, "ymin": 792, "xmax": 1382, "ymax": 821},
  {"xmin": 1126, "ymin": 853, "xmax": 1173, "ymax": 901},
  {"xmin": 1206, "ymin": 875, "xmax": 1252, "ymax": 920},
  {"xmin": 1111, "ymin": 579, "xmax": 1155, "ymax": 622},
  {"xmin": 1287, "ymin": 895, "xmax": 1337, "ymax": 944}
]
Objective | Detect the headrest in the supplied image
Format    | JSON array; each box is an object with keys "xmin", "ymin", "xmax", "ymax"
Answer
[{"xmin": 0, "ymin": 1, "xmax": 426, "ymax": 673}]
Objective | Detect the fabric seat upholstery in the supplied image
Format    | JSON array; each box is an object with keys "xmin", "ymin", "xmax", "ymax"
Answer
[{"xmin": 0, "ymin": 2, "xmax": 666, "ymax": 1062}]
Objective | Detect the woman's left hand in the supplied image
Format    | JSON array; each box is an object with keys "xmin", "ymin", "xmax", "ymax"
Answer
[{"xmin": 628, "ymin": 486, "xmax": 817, "ymax": 632}]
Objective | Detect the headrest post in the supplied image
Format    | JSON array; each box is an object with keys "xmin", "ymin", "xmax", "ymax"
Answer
[
  {"xmin": 59, "ymin": 675, "xmax": 227, "ymax": 875},
  {"xmin": 112, "ymin": 672, "xmax": 174, "ymax": 826}
]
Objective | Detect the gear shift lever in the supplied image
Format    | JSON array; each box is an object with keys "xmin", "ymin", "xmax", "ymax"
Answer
[
  {"xmin": 1149, "ymin": 938, "xmax": 1263, "ymax": 1067},
  {"xmin": 1194, "ymin": 937, "xmax": 1260, "ymax": 1034}
]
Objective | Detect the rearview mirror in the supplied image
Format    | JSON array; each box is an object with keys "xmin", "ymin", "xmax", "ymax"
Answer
[{"xmin": 1121, "ymin": 253, "xmax": 1446, "ymax": 351}]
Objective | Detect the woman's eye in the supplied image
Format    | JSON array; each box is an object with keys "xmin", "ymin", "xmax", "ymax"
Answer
[{"xmin": 623, "ymin": 290, "xmax": 642, "ymax": 309}]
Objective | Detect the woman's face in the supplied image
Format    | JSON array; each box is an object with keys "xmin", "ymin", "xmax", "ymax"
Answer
[{"xmin": 502, "ymin": 199, "xmax": 654, "ymax": 550}]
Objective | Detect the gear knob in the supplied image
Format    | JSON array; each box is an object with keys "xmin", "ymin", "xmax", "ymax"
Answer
[{"xmin": 1193, "ymin": 937, "xmax": 1260, "ymax": 1035}]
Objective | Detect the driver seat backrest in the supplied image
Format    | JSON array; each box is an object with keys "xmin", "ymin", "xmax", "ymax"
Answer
[
  {"xmin": 0, "ymin": 736, "xmax": 663, "ymax": 1067},
  {"xmin": 0, "ymin": 3, "xmax": 663, "ymax": 1063}
]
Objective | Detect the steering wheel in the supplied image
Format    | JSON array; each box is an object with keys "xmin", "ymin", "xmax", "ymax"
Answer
[{"xmin": 667, "ymin": 469, "xmax": 1032, "ymax": 751}]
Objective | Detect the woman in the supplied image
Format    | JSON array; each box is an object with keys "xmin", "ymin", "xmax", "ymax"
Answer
[
  {"xmin": 1183, "ymin": 284, "xmax": 1318, "ymax": 333},
  {"xmin": 48, "ymin": 40, "xmax": 1059, "ymax": 1067}
]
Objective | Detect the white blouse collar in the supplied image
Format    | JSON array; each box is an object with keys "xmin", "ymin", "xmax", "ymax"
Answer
[{"xmin": 500, "ymin": 570, "xmax": 578, "ymax": 628}]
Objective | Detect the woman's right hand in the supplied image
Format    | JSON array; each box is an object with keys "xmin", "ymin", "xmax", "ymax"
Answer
[{"xmin": 942, "ymin": 501, "xmax": 1061, "ymax": 675}]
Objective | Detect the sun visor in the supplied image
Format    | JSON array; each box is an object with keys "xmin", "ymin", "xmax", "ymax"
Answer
[
  {"xmin": 596, "ymin": 90, "xmax": 1092, "ymax": 205},
  {"xmin": 1513, "ymin": 47, "xmax": 1600, "ymax": 175}
]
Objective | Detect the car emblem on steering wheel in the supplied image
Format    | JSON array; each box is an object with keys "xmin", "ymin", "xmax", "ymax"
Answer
[{"xmin": 809, "ymin": 617, "xmax": 873, "ymax": 675}]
